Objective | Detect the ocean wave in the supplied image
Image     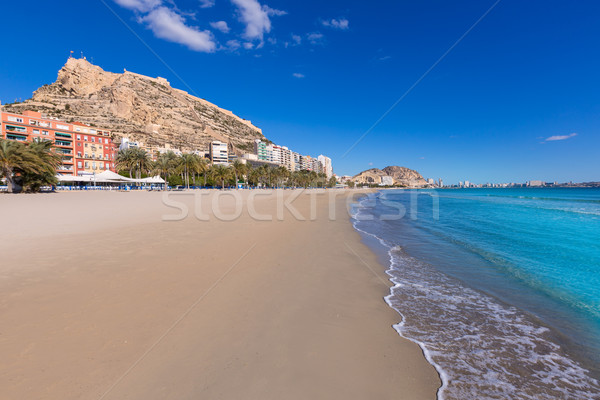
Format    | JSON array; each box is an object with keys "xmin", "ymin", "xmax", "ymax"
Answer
[{"xmin": 350, "ymin": 197, "xmax": 600, "ymax": 400}]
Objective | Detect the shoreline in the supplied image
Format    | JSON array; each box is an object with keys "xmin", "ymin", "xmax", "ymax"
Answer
[
  {"xmin": 353, "ymin": 189, "xmax": 600, "ymax": 398},
  {"xmin": 0, "ymin": 190, "xmax": 440, "ymax": 399}
]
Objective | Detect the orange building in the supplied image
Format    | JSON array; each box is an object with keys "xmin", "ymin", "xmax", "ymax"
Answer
[
  {"xmin": 0, "ymin": 110, "xmax": 117, "ymax": 176},
  {"xmin": 72, "ymin": 122, "xmax": 117, "ymax": 176}
]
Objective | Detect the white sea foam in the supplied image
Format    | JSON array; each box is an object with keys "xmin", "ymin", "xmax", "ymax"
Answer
[{"xmin": 350, "ymin": 197, "xmax": 600, "ymax": 400}]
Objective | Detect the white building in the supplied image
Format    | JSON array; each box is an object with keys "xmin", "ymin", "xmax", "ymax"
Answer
[
  {"xmin": 210, "ymin": 141, "xmax": 229, "ymax": 165},
  {"xmin": 317, "ymin": 155, "xmax": 333, "ymax": 178}
]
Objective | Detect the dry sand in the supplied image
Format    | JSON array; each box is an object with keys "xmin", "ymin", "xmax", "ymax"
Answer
[{"xmin": 0, "ymin": 190, "xmax": 440, "ymax": 399}]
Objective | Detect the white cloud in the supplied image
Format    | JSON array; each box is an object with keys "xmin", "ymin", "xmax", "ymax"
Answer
[
  {"xmin": 199, "ymin": 0, "xmax": 215, "ymax": 8},
  {"xmin": 322, "ymin": 18, "xmax": 349, "ymax": 30},
  {"xmin": 292, "ymin": 73, "xmax": 305, "ymax": 79},
  {"xmin": 243, "ymin": 42, "xmax": 254, "ymax": 49},
  {"xmin": 210, "ymin": 20, "xmax": 230, "ymax": 33},
  {"xmin": 113, "ymin": 0, "xmax": 162, "ymax": 12},
  {"xmin": 141, "ymin": 7, "xmax": 216, "ymax": 52},
  {"xmin": 226, "ymin": 39, "xmax": 241, "ymax": 50},
  {"xmin": 545, "ymin": 133, "xmax": 577, "ymax": 142},
  {"xmin": 231, "ymin": 0, "xmax": 286, "ymax": 41},
  {"xmin": 291, "ymin": 34, "xmax": 302, "ymax": 45},
  {"xmin": 307, "ymin": 32, "xmax": 324, "ymax": 44}
]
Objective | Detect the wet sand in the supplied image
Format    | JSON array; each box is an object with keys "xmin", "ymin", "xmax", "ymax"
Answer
[{"xmin": 0, "ymin": 189, "xmax": 440, "ymax": 399}]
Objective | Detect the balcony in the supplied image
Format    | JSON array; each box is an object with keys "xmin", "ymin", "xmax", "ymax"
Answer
[
  {"xmin": 57, "ymin": 166, "xmax": 74, "ymax": 171},
  {"xmin": 5, "ymin": 125, "xmax": 27, "ymax": 133},
  {"xmin": 55, "ymin": 140, "xmax": 73, "ymax": 147},
  {"xmin": 6, "ymin": 134, "xmax": 28, "ymax": 141}
]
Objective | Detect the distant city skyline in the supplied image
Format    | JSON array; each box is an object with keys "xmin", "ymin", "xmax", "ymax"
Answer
[{"xmin": 1, "ymin": 0, "xmax": 599, "ymax": 184}]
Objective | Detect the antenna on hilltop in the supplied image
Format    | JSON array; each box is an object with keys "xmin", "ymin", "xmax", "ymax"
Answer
[{"xmin": 69, "ymin": 50, "xmax": 73, "ymax": 59}]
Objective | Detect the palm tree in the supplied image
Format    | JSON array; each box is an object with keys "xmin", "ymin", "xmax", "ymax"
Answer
[
  {"xmin": 0, "ymin": 139, "xmax": 40, "ymax": 193},
  {"xmin": 231, "ymin": 160, "xmax": 246, "ymax": 189},
  {"xmin": 21, "ymin": 140, "xmax": 61, "ymax": 192},
  {"xmin": 210, "ymin": 165, "xmax": 232, "ymax": 189},
  {"xmin": 275, "ymin": 166, "xmax": 290, "ymax": 188},
  {"xmin": 133, "ymin": 148, "xmax": 151, "ymax": 180},
  {"xmin": 152, "ymin": 152, "xmax": 177, "ymax": 190},
  {"xmin": 198, "ymin": 157, "xmax": 209, "ymax": 187},
  {"xmin": 116, "ymin": 148, "xmax": 136, "ymax": 178},
  {"xmin": 177, "ymin": 153, "xmax": 200, "ymax": 189}
]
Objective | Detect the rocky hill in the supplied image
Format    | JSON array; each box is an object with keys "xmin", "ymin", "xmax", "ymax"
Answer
[
  {"xmin": 3, "ymin": 58, "xmax": 266, "ymax": 153},
  {"xmin": 352, "ymin": 166, "xmax": 429, "ymax": 187}
]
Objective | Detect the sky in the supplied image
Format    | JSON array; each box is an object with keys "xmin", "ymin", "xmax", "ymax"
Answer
[{"xmin": 1, "ymin": 0, "xmax": 599, "ymax": 184}]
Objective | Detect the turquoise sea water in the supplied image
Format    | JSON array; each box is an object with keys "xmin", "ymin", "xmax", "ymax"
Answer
[{"xmin": 352, "ymin": 188, "xmax": 600, "ymax": 399}]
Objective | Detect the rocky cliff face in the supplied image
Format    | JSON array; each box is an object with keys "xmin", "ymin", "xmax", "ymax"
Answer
[
  {"xmin": 3, "ymin": 58, "xmax": 265, "ymax": 153},
  {"xmin": 352, "ymin": 166, "xmax": 429, "ymax": 187}
]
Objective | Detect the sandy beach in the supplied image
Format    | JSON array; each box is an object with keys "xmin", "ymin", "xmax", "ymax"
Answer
[{"xmin": 0, "ymin": 189, "xmax": 440, "ymax": 399}]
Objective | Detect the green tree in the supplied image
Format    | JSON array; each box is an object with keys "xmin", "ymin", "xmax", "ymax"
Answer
[
  {"xmin": 231, "ymin": 160, "xmax": 247, "ymax": 188},
  {"xmin": 152, "ymin": 151, "xmax": 177, "ymax": 190},
  {"xmin": 0, "ymin": 140, "xmax": 39, "ymax": 193},
  {"xmin": 210, "ymin": 165, "xmax": 232, "ymax": 189},
  {"xmin": 20, "ymin": 140, "xmax": 61, "ymax": 192}
]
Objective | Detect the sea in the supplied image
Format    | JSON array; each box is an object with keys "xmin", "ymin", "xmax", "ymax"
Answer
[{"xmin": 351, "ymin": 188, "xmax": 600, "ymax": 399}]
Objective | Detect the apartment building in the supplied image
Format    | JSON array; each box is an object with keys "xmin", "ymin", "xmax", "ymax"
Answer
[
  {"xmin": 317, "ymin": 155, "xmax": 333, "ymax": 178},
  {"xmin": 210, "ymin": 141, "xmax": 229, "ymax": 165},
  {"xmin": 1, "ymin": 110, "xmax": 117, "ymax": 176},
  {"xmin": 72, "ymin": 122, "xmax": 117, "ymax": 175}
]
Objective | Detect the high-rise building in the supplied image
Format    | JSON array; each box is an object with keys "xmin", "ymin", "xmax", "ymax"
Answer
[
  {"xmin": 317, "ymin": 155, "xmax": 333, "ymax": 178},
  {"xmin": 209, "ymin": 141, "xmax": 229, "ymax": 165}
]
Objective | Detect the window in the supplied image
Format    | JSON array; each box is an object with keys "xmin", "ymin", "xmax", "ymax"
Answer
[
  {"xmin": 42, "ymin": 130, "xmax": 49, "ymax": 135},
  {"xmin": 29, "ymin": 120, "xmax": 38, "ymax": 125},
  {"xmin": 91, "ymin": 137, "xmax": 95, "ymax": 143},
  {"xmin": 75, "ymin": 127, "xmax": 81, "ymax": 132},
  {"xmin": 77, "ymin": 152, "xmax": 82, "ymax": 157},
  {"xmin": 7, "ymin": 116, "xmax": 23, "ymax": 123},
  {"xmin": 85, "ymin": 143, "xmax": 88, "ymax": 148},
  {"xmin": 84, "ymin": 136, "xmax": 88, "ymax": 141},
  {"xmin": 5, "ymin": 125, "xmax": 26, "ymax": 133},
  {"xmin": 105, "ymin": 139, "xmax": 109, "ymax": 144},
  {"xmin": 77, "ymin": 135, "xmax": 81, "ymax": 140},
  {"xmin": 56, "ymin": 124, "xmax": 69, "ymax": 130},
  {"xmin": 32, "ymin": 129, "xmax": 40, "ymax": 134},
  {"xmin": 85, "ymin": 162, "xmax": 89, "ymax": 168}
]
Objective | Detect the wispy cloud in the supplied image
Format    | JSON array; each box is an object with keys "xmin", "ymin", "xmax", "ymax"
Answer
[
  {"xmin": 199, "ymin": 0, "xmax": 215, "ymax": 8},
  {"xmin": 545, "ymin": 133, "xmax": 577, "ymax": 142},
  {"xmin": 114, "ymin": 0, "xmax": 162, "ymax": 12},
  {"xmin": 226, "ymin": 39, "xmax": 241, "ymax": 50},
  {"xmin": 322, "ymin": 17, "xmax": 349, "ymax": 30},
  {"xmin": 307, "ymin": 32, "xmax": 324, "ymax": 45},
  {"xmin": 141, "ymin": 7, "xmax": 216, "ymax": 52},
  {"xmin": 291, "ymin": 34, "xmax": 302, "ymax": 45},
  {"xmin": 210, "ymin": 20, "xmax": 230, "ymax": 33},
  {"xmin": 231, "ymin": 0, "xmax": 286, "ymax": 42},
  {"xmin": 292, "ymin": 73, "xmax": 305, "ymax": 79}
]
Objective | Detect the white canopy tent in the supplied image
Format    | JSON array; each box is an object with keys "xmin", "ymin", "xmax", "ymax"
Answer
[{"xmin": 57, "ymin": 171, "xmax": 165, "ymax": 185}]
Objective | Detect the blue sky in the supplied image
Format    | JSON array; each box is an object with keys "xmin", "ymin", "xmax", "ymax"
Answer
[{"xmin": 1, "ymin": 0, "xmax": 599, "ymax": 183}]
